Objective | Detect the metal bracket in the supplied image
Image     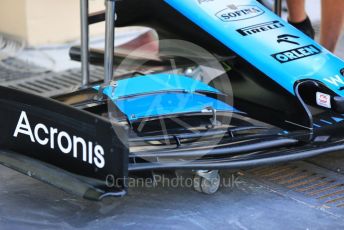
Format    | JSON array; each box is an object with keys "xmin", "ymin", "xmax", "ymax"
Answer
[
  {"xmin": 274, "ymin": 0, "xmax": 282, "ymax": 16},
  {"xmin": 104, "ymin": 0, "xmax": 116, "ymax": 84},
  {"xmin": 80, "ymin": 0, "xmax": 116, "ymax": 87},
  {"xmin": 94, "ymin": 80, "xmax": 118, "ymax": 102},
  {"xmin": 80, "ymin": 0, "xmax": 90, "ymax": 87},
  {"xmin": 204, "ymin": 106, "xmax": 219, "ymax": 127}
]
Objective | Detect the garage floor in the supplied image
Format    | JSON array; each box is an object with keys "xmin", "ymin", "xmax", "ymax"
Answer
[
  {"xmin": 2, "ymin": 154, "xmax": 344, "ymax": 230},
  {"xmin": 0, "ymin": 11, "xmax": 344, "ymax": 230}
]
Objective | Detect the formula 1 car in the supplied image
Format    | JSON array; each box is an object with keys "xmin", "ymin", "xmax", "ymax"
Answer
[{"xmin": 1, "ymin": 0, "xmax": 344, "ymax": 200}]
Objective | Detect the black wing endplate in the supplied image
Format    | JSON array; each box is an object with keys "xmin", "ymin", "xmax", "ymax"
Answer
[{"xmin": 0, "ymin": 86, "xmax": 129, "ymax": 200}]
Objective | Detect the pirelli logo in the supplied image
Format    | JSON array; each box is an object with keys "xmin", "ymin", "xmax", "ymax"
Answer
[
  {"xmin": 236, "ymin": 20, "xmax": 284, "ymax": 36},
  {"xmin": 271, "ymin": 45, "xmax": 322, "ymax": 63}
]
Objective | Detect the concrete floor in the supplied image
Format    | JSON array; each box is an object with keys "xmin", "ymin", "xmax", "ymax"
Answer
[{"xmin": 2, "ymin": 156, "xmax": 344, "ymax": 230}]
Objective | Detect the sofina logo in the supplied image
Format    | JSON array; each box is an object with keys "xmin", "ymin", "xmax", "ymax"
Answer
[{"xmin": 216, "ymin": 5, "xmax": 265, "ymax": 22}]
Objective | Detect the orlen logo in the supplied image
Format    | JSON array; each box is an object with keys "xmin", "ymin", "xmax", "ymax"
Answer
[
  {"xmin": 216, "ymin": 5, "xmax": 265, "ymax": 22},
  {"xmin": 13, "ymin": 111, "xmax": 105, "ymax": 169}
]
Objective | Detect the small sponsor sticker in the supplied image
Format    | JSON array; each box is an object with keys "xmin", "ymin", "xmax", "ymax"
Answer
[{"xmin": 316, "ymin": 92, "xmax": 331, "ymax": 108}]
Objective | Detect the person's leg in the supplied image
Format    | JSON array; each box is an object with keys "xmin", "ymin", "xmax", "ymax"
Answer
[
  {"xmin": 286, "ymin": 0, "xmax": 315, "ymax": 38},
  {"xmin": 286, "ymin": 0, "xmax": 307, "ymax": 23},
  {"xmin": 320, "ymin": 0, "xmax": 344, "ymax": 52}
]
